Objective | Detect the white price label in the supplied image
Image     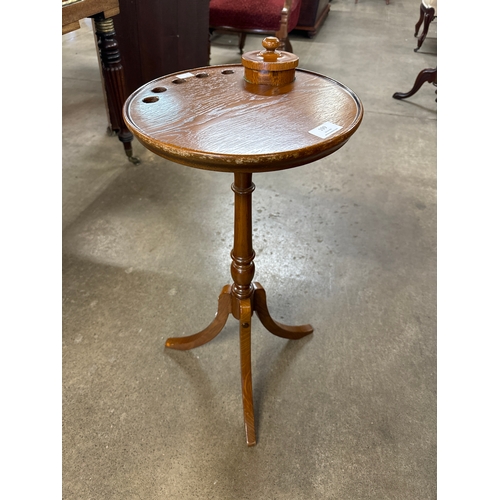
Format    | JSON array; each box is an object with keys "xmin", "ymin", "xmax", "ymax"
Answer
[
  {"xmin": 176, "ymin": 72, "xmax": 195, "ymax": 79},
  {"xmin": 308, "ymin": 122, "xmax": 342, "ymax": 139}
]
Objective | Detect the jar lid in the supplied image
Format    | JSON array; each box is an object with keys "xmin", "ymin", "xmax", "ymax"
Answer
[{"xmin": 241, "ymin": 37, "xmax": 299, "ymax": 73}]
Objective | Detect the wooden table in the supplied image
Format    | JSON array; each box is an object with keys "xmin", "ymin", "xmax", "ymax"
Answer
[
  {"xmin": 123, "ymin": 64, "xmax": 363, "ymax": 445},
  {"xmin": 62, "ymin": 0, "xmax": 138, "ymax": 163}
]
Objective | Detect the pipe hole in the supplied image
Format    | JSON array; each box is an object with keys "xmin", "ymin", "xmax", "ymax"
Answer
[
  {"xmin": 142, "ymin": 96, "xmax": 159, "ymax": 103},
  {"xmin": 151, "ymin": 87, "xmax": 167, "ymax": 93},
  {"xmin": 221, "ymin": 70, "xmax": 234, "ymax": 75},
  {"xmin": 172, "ymin": 78, "xmax": 186, "ymax": 84},
  {"xmin": 196, "ymin": 73, "xmax": 209, "ymax": 78}
]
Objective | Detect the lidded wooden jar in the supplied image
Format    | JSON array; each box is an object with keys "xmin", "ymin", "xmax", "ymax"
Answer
[{"xmin": 241, "ymin": 37, "xmax": 299, "ymax": 89}]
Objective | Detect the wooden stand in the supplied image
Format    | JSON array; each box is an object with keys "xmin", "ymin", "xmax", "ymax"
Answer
[
  {"xmin": 165, "ymin": 172, "xmax": 312, "ymax": 445},
  {"xmin": 123, "ymin": 41, "xmax": 363, "ymax": 445}
]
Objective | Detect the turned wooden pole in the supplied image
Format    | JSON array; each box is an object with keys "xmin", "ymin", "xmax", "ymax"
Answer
[{"xmin": 230, "ymin": 173, "xmax": 256, "ymax": 310}]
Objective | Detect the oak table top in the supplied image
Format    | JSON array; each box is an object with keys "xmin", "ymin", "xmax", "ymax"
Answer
[{"xmin": 123, "ymin": 65, "xmax": 363, "ymax": 172}]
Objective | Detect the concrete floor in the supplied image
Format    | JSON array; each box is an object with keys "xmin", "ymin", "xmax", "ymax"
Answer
[{"xmin": 62, "ymin": 1, "xmax": 437, "ymax": 498}]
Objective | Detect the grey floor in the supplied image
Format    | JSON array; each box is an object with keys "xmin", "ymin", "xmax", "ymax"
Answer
[{"xmin": 62, "ymin": 1, "xmax": 437, "ymax": 498}]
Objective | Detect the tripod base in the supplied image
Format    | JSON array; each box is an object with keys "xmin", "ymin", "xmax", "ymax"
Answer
[{"xmin": 165, "ymin": 282, "xmax": 313, "ymax": 446}]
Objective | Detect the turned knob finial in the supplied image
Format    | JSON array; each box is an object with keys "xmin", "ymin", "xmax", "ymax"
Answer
[
  {"xmin": 260, "ymin": 37, "xmax": 282, "ymax": 62},
  {"xmin": 262, "ymin": 36, "xmax": 280, "ymax": 51}
]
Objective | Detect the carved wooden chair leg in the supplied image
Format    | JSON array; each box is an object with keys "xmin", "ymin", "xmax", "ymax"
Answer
[
  {"xmin": 165, "ymin": 285, "xmax": 232, "ymax": 350},
  {"xmin": 238, "ymin": 32, "xmax": 247, "ymax": 54},
  {"xmin": 392, "ymin": 67, "xmax": 437, "ymax": 101},
  {"xmin": 239, "ymin": 299, "xmax": 256, "ymax": 446},
  {"xmin": 276, "ymin": 3, "xmax": 292, "ymax": 52},
  {"xmin": 253, "ymin": 283, "xmax": 314, "ymax": 340},
  {"xmin": 414, "ymin": 6, "xmax": 435, "ymax": 52},
  {"xmin": 414, "ymin": 3, "xmax": 425, "ymax": 37}
]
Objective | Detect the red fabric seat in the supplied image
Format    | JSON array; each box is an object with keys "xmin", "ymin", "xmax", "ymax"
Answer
[{"xmin": 209, "ymin": 0, "xmax": 302, "ymax": 33}]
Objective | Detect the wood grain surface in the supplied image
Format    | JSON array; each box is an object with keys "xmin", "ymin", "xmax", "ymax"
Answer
[{"xmin": 123, "ymin": 65, "xmax": 363, "ymax": 173}]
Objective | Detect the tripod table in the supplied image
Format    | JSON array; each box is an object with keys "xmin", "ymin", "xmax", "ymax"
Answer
[{"xmin": 123, "ymin": 49, "xmax": 363, "ymax": 445}]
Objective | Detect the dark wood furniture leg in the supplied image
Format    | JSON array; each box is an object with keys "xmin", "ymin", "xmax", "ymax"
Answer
[
  {"xmin": 165, "ymin": 172, "xmax": 313, "ymax": 446},
  {"xmin": 392, "ymin": 67, "xmax": 437, "ymax": 101},
  {"xmin": 278, "ymin": 5, "xmax": 293, "ymax": 52},
  {"xmin": 238, "ymin": 33, "xmax": 247, "ymax": 54},
  {"xmin": 414, "ymin": 4, "xmax": 435, "ymax": 52},
  {"xmin": 92, "ymin": 13, "xmax": 140, "ymax": 164},
  {"xmin": 414, "ymin": 3, "xmax": 425, "ymax": 37}
]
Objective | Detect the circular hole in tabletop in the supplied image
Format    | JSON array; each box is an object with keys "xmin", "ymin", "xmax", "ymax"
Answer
[
  {"xmin": 172, "ymin": 78, "xmax": 186, "ymax": 84},
  {"xmin": 142, "ymin": 96, "xmax": 159, "ymax": 103},
  {"xmin": 196, "ymin": 72, "xmax": 209, "ymax": 78},
  {"xmin": 151, "ymin": 86, "xmax": 167, "ymax": 93},
  {"xmin": 221, "ymin": 70, "xmax": 234, "ymax": 75}
]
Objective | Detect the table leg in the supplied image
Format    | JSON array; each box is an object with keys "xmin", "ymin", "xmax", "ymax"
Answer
[
  {"xmin": 92, "ymin": 13, "xmax": 140, "ymax": 164},
  {"xmin": 239, "ymin": 298, "xmax": 256, "ymax": 446},
  {"xmin": 254, "ymin": 283, "xmax": 313, "ymax": 339},
  {"xmin": 392, "ymin": 67, "xmax": 437, "ymax": 101},
  {"xmin": 165, "ymin": 172, "xmax": 313, "ymax": 445},
  {"xmin": 165, "ymin": 285, "xmax": 232, "ymax": 350}
]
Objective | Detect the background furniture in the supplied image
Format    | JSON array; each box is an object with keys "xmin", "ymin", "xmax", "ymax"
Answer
[
  {"xmin": 209, "ymin": 0, "xmax": 302, "ymax": 53},
  {"xmin": 414, "ymin": 0, "xmax": 437, "ymax": 52},
  {"xmin": 393, "ymin": 0, "xmax": 437, "ymax": 102},
  {"xmin": 295, "ymin": 0, "xmax": 330, "ymax": 38},
  {"xmin": 62, "ymin": 0, "xmax": 137, "ymax": 162},
  {"xmin": 112, "ymin": 0, "xmax": 210, "ymax": 100},
  {"xmin": 392, "ymin": 67, "xmax": 437, "ymax": 101},
  {"xmin": 123, "ymin": 42, "xmax": 363, "ymax": 446}
]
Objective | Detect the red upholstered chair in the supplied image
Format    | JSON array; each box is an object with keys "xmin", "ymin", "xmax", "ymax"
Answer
[{"xmin": 209, "ymin": 0, "xmax": 303, "ymax": 54}]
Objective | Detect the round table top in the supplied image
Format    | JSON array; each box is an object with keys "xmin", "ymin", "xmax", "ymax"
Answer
[{"xmin": 123, "ymin": 65, "xmax": 363, "ymax": 173}]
